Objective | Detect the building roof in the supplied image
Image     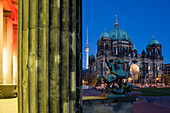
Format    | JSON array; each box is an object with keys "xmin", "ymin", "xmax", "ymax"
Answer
[
  {"xmin": 132, "ymin": 45, "xmax": 137, "ymax": 51},
  {"xmin": 148, "ymin": 38, "xmax": 159, "ymax": 45},
  {"xmin": 100, "ymin": 31, "xmax": 110, "ymax": 39},
  {"xmin": 109, "ymin": 28, "xmax": 131, "ymax": 42},
  {"xmin": 89, "ymin": 53, "xmax": 95, "ymax": 57}
]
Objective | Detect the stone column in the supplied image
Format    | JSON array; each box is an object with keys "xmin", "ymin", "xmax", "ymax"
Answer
[
  {"xmin": 0, "ymin": 1, "xmax": 3, "ymax": 84},
  {"xmin": 18, "ymin": 0, "xmax": 82, "ymax": 113},
  {"xmin": 3, "ymin": 10, "xmax": 13, "ymax": 84},
  {"xmin": 13, "ymin": 24, "xmax": 18, "ymax": 84}
]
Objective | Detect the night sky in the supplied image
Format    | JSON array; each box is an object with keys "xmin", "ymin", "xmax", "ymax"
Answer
[{"xmin": 82, "ymin": 0, "xmax": 170, "ymax": 69}]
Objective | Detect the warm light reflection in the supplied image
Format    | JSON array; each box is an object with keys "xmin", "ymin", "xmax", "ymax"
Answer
[
  {"xmin": 82, "ymin": 80, "xmax": 84, "ymax": 85},
  {"xmin": 156, "ymin": 78, "xmax": 159, "ymax": 81},
  {"xmin": 128, "ymin": 77, "xmax": 132, "ymax": 81},
  {"xmin": 130, "ymin": 64, "xmax": 140, "ymax": 74},
  {"xmin": 148, "ymin": 66, "xmax": 150, "ymax": 70},
  {"xmin": 13, "ymin": 55, "xmax": 16, "ymax": 84},
  {"xmin": 3, "ymin": 49, "xmax": 7, "ymax": 84}
]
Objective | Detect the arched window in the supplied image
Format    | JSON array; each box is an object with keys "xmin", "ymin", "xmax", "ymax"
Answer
[
  {"xmin": 116, "ymin": 48, "xmax": 118, "ymax": 55},
  {"xmin": 112, "ymin": 35, "xmax": 115, "ymax": 38},
  {"xmin": 123, "ymin": 35, "xmax": 126, "ymax": 39},
  {"xmin": 105, "ymin": 44, "xmax": 109, "ymax": 50},
  {"xmin": 101, "ymin": 44, "xmax": 103, "ymax": 49},
  {"xmin": 148, "ymin": 66, "xmax": 150, "ymax": 70},
  {"xmin": 156, "ymin": 51, "xmax": 158, "ymax": 55}
]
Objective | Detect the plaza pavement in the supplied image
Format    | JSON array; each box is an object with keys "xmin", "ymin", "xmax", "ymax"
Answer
[
  {"xmin": 0, "ymin": 98, "xmax": 17, "ymax": 113},
  {"xmin": 83, "ymin": 89, "xmax": 170, "ymax": 113},
  {"xmin": 133, "ymin": 96, "xmax": 170, "ymax": 113}
]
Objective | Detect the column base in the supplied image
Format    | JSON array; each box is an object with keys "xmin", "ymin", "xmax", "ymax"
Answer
[{"xmin": 0, "ymin": 84, "xmax": 17, "ymax": 98}]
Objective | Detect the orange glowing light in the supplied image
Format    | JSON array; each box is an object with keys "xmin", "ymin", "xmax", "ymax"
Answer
[
  {"xmin": 156, "ymin": 78, "xmax": 159, "ymax": 81},
  {"xmin": 129, "ymin": 77, "xmax": 132, "ymax": 81}
]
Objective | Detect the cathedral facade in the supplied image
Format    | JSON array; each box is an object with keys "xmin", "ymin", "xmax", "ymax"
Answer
[{"xmin": 88, "ymin": 18, "xmax": 164, "ymax": 86}]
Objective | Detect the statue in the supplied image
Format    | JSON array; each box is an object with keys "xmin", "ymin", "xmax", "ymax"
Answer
[{"xmin": 96, "ymin": 53, "xmax": 134, "ymax": 97}]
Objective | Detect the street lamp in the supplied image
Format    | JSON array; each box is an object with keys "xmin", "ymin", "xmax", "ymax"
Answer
[{"xmin": 156, "ymin": 78, "xmax": 159, "ymax": 85}]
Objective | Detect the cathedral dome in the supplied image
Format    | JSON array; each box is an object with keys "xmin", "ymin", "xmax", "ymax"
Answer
[
  {"xmin": 148, "ymin": 38, "xmax": 159, "ymax": 45},
  {"xmin": 109, "ymin": 15, "xmax": 131, "ymax": 42},
  {"xmin": 89, "ymin": 53, "xmax": 95, "ymax": 57},
  {"xmin": 100, "ymin": 31, "xmax": 110, "ymax": 39},
  {"xmin": 109, "ymin": 28, "xmax": 131, "ymax": 42},
  {"xmin": 132, "ymin": 45, "xmax": 137, "ymax": 51},
  {"xmin": 99, "ymin": 28, "xmax": 111, "ymax": 41}
]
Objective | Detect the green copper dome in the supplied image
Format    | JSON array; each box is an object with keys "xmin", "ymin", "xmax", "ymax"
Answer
[
  {"xmin": 100, "ymin": 32, "xmax": 110, "ymax": 38},
  {"xmin": 109, "ymin": 28, "xmax": 131, "ymax": 42},
  {"xmin": 148, "ymin": 38, "xmax": 159, "ymax": 45},
  {"xmin": 89, "ymin": 53, "xmax": 95, "ymax": 57},
  {"xmin": 132, "ymin": 45, "xmax": 137, "ymax": 51}
]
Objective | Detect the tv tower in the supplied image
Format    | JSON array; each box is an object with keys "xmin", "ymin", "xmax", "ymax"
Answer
[{"xmin": 85, "ymin": 26, "xmax": 90, "ymax": 69}]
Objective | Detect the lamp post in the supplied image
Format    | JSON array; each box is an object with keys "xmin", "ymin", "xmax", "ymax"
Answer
[
  {"xmin": 145, "ymin": 74, "xmax": 148, "ymax": 87},
  {"xmin": 156, "ymin": 78, "xmax": 159, "ymax": 85}
]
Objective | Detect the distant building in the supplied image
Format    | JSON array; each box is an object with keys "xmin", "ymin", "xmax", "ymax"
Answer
[
  {"xmin": 88, "ymin": 16, "xmax": 164, "ymax": 86},
  {"xmin": 164, "ymin": 64, "xmax": 170, "ymax": 76}
]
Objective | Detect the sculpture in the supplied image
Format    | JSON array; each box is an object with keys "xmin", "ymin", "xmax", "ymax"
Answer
[{"xmin": 96, "ymin": 54, "xmax": 134, "ymax": 97}]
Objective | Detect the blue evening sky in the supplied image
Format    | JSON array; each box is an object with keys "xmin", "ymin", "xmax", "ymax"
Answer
[{"xmin": 82, "ymin": 0, "xmax": 170, "ymax": 69}]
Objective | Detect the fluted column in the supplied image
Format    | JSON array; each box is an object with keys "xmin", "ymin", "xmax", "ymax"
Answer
[
  {"xmin": 18, "ymin": 0, "xmax": 82, "ymax": 113},
  {"xmin": 13, "ymin": 24, "xmax": 18, "ymax": 84},
  {"xmin": 0, "ymin": 1, "xmax": 3, "ymax": 84},
  {"xmin": 3, "ymin": 10, "xmax": 13, "ymax": 84}
]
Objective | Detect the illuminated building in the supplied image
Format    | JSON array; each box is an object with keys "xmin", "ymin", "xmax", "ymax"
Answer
[
  {"xmin": 0, "ymin": 0, "xmax": 18, "ymax": 84},
  {"xmin": 88, "ymin": 15, "xmax": 164, "ymax": 86},
  {"xmin": 164, "ymin": 64, "xmax": 170, "ymax": 76}
]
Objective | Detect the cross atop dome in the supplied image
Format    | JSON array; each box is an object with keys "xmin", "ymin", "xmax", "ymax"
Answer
[
  {"xmin": 153, "ymin": 35, "xmax": 155, "ymax": 39},
  {"xmin": 115, "ymin": 14, "xmax": 118, "ymax": 23},
  {"xmin": 114, "ymin": 14, "xmax": 119, "ymax": 28}
]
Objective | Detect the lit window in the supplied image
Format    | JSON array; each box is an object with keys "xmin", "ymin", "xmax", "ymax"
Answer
[{"xmin": 148, "ymin": 66, "xmax": 150, "ymax": 70}]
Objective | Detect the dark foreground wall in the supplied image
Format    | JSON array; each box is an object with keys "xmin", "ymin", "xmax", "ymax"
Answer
[
  {"xmin": 18, "ymin": 0, "xmax": 82, "ymax": 113},
  {"xmin": 83, "ymin": 97, "xmax": 136, "ymax": 113}
]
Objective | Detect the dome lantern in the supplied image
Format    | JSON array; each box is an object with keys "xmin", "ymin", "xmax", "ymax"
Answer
[
  {"xmin": 114, "ymin": 14, "xmax": 119, "ymax": 28},
  {"xmin": 148, "ymin": 35, "xmax": 159, "ymax": 45},
  {"xmin": 99, "ymin": 28, "xmax": 110, "ymax": 39},
  {"xmin": 132, "ymin": 45, "xmax": 137, "ymax": 51}
]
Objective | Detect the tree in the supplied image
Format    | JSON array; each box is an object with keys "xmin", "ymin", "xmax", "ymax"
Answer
[
  {"xmin": 87, "ymin": 73, "xmax": 97, "ymax": 87},
  {"xmin": 163, "ymin": 74, "xmax": 170, "ymax": 85}
]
